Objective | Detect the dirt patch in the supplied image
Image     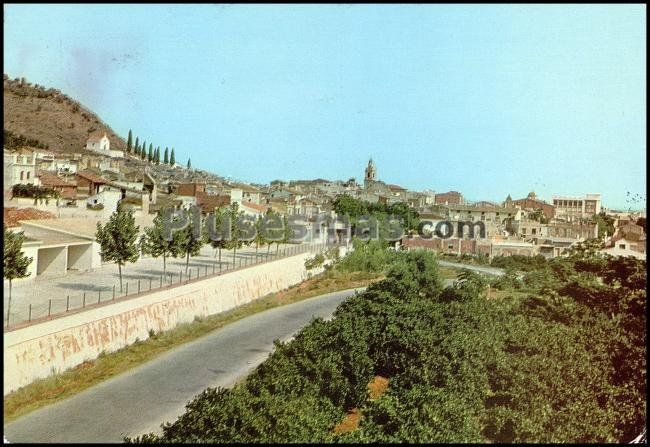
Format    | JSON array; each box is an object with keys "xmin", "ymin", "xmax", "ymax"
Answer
[
  {"xmin": 333, "ymin": 376, "xmax": 390, "ymax": 434},
  {"xmin": 367, "ymin": 375, "xmax": 389, "ymax": 400},
  {"xmin": 333, "ymin": 408, "xmax": 361, "ymax": 434}
]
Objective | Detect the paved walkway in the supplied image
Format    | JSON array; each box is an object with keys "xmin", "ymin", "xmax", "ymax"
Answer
[
  {"xmin": 3, "ymin": 288, "xmax": 362, "ymax": 443},
  {"xmin": 3, "ymin": 243, "xmax": 317, "ymax": 327}
]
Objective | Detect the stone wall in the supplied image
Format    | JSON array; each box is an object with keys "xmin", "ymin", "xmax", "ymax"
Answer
[{"xmin": 4, "ymin": 250, "xmax": 326, "ymax": 395}]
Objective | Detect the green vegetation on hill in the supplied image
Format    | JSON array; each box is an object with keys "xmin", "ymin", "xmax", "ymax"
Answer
[{"xmin": 128, "ymin": 247, "xmax": 646, "ymax": 443}]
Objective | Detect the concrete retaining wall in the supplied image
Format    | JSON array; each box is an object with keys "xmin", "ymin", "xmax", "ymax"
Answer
[{"xmin": 4, "ymin": 250, "xmax": 326, "ymax": 395}]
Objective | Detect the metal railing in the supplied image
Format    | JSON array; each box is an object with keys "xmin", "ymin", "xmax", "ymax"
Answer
[{"xmin": 4, "ymin": 242, "xmax": 337, "ymax": 330}]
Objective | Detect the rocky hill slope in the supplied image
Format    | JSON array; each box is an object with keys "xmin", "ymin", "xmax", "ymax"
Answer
[{"xmin": 3, "ymin": 74, "xmax": 126, "ymax": 153}]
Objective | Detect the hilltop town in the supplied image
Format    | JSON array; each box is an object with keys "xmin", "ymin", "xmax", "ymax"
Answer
[
  {"xmin": 3, "ymin": 5, "xmax": 646, "ymax": 445},
  {"xmin": 3, "ymin": 74, "xmax": 646, "ymax": 285}
]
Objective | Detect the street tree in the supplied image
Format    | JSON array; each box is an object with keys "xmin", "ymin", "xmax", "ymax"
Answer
[
  {"xmin": 204, "ymin": 206, "xmax": 230, "ymax": 265},
  {"xmin": 4, "ymin": 225, "xmax": 33, "ymax": 324},
  {"xmin": 177, "ymin": 209, "xmax": 204, "ymax": 276},
  {"xmin": 139, "ymin": 212, "xmax": 183, "ymax": 276},
  {"xmin": 95, "ymin": 206, "xmax": 140, "ymax": 292}
]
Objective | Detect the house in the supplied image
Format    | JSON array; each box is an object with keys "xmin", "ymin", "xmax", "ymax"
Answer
[
  {"xmin": 552, "ymin": 193, "xmax": 601, "ymax": 222},
  {"xmin": 240, "ymin": 201, "xmax": 271, "ymax": 217},
  {"xmin": 86, "ymin": 133, "xmax": 110, "ymax": 152},
  {"xmin": 3, "ymin": 148, "xmax": 40, "ymax": 188},
  {"xmin": 85, "ymin": 133, "xmax": 124, "ymax": 158},
  {"xmin": 86, "ymin": 185, "xmax": 122, "ymax": 215},
  {"xmin": 435, "ymin": 191, "xmax": 464, "ymax": 205},
  {"xmin": 505, "ymin": 192, "xmax": 555, "ymax": 221},
  {"xmin": 37, "ymin": 171, "xmax": 78, "ymax": 201},
  {"xmin": 228, "ymin": 182, "xmax": 262, "ymax": 205},
  {"xmin": 196, "ymin": 192, "xmax": 230, "ymax": 215},
  {"xmin": 76, "ymin": 170, "xmax": 108, "ymax": 197},
  {"xmin": 177, "ymin": 182, "xmax": 206, "ymax": 198},
  {"xmin": 515, "ymin": 219, "xmax": 598, "ymax": 241}
]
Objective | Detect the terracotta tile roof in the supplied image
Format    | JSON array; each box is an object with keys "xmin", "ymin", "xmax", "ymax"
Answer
[
  {"xmin": 241, "ymin": 201, "xmax": 270, "ymax": 213},
  {"xmin": 37, "ymin": 170, "xmax": 76, "ymax": 188},
  {"xmin": 76, "ymin": 170, "xmax": 108, "ymax": 184},
  {"xmin": 4, "ymin": 207, "xmax": 57, "ymax": 228}
]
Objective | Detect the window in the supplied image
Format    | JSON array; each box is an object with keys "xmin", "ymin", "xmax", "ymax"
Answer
[
  {"xmin": 532, "ymin": 228, "xmax": 536, "ymax": 235},
  {"xmin": 619, "ymin": 244, "xmax": 626, "ymax": 250},
  {"xmin": 20, "ymin": 171, "xmax": 24, "ymax": 180},
  {"xmin": 26, "ymin": 172, "xmax": 30, "ymax": 179}
]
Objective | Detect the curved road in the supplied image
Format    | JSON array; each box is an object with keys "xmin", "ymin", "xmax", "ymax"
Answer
[
  {"xmin": 438, "ymin": 260, "xmax": 505, "ymax": 277},
  {"xmin": 3, "ymin": 288, "xmax": 365, "ymax": 443}
]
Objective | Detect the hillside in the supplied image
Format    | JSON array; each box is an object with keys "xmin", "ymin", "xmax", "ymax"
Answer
[{"xmin": 3, "ymin": 74, "xmax": 126, "ymax": 153}]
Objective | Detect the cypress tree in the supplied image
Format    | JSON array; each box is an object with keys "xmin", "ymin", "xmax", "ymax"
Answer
[
  {"xmin": 187, "ymin": 158, "xmax": 192, "ymax": 169},
  {"xmin": 155, "ymin": 147, "xmax": 161, "ymax": 164},
  {"xmin": 147, "ymin": 144, "xmax": 153, "ymax": 162},
  {"xmin": 170, "ymin": 148, "xmax": 176, "ymax": 166},
  {"xmin": 126, "ymin": 130, "xmax": 133, "ymax": 153},
  {"xmin": 164, "ymin": 147, "xmax": 169, "ymax": 164},
  {"xmin": 141, "ymin": 140, "xmax": 147, "ymax": 159}
]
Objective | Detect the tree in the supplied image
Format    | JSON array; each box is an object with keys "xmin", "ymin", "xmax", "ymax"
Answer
[
  {"xmin": 187, "ymin": 158, "xmax": 192, "ymax": 169},
  {"xmin": 261, "ymin": 209, "xmax": 284, "ymax": 255},
  {"xmin": 95, "ymin": 207, "xmax": 140, "ymax": 292},
  {"xmin": 253, "ymin": 214, "xmax": 267, "ymax": 256},
  {"xmin": 177, "ymin": 211, "xmax": 204, "ymax": 276},
  {"xmin": 147, "ymin": 144, "xmax": 154, "ymax": 163},
  {"xmin": 170, "ymin": 148, "xmax": 176, "ymax": 166},
  {"xmin": 141, "ymin": 140, "xmax": 147, "ymax": 160},
  {"xmin": 164, "ymin": 147, "xmax": 169, "ymax": 165},
  {"xmin": 225, "ymin": 202, "xmax": 245, "ymax": 264},
  {"xmin": 591, "ymin": 211, "xmax": 615, "ymax": 239},
  {"xmin": 528, "ymin": 208, "xmax": 548, "ymax": 224},
  {"xmin": 155, "ymin": 147, "xmax": 161, "ymax": 164},
  {"xmin": 204, "ymin": 206, "xmax": 229, "ymax": 265},
  {"xmin": 134, "ymin": 136, "xmax": 140, "ymax": 156},
  {"xmin": 139, "ymin": 212, "xmax": 183, "ymax": 276},
  {"xmin": 126, "ymin": 129, "xmax": 133, "ymax": 153},
  {"xmin": 4, "ymin": 225, "xmax": 33, "ymax": 324}
]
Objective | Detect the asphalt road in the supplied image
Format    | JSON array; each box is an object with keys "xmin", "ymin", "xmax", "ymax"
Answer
[
  {"xmin": 437, "ymin": 260, "xmax": 505, "ymax": 276},
  {"xmin": 3, "ymin": 288, "xmax": 364, "ymax": 443}
]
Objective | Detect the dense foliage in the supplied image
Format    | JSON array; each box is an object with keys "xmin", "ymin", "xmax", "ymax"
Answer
[
  {"xmin": 332, "ymin": 194, "xmax": 420, "ymax": 234},
  {"xmin": 11, "ymin": 184, "xmax": 59, "ymax": 200},
  {"xmin": 127, "ymin": 248, "xmax": 645, "ymax": 443}
]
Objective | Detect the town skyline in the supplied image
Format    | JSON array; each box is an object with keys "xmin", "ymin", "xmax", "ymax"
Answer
[{"xmin": 4, "ymin": 4, "xmax": 646, "ymax": 209}]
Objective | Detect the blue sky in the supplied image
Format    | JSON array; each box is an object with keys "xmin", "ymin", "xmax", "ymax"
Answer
[{"xmin": 4, "ymin": 4, "xmax": 646, "ymax": 209}]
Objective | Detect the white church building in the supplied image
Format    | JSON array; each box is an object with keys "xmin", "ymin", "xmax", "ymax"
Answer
[{"xmin": 85, "ymin": 133, "xmax": 124, "ymax": 158}]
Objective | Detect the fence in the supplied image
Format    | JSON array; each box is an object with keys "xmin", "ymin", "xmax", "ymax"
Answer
[{"xmin": 5, "ymin": 242, "xmax": 339, "ymax": 330}]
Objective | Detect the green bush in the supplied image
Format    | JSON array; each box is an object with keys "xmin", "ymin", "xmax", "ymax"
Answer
[{"xmin": 126, "ymin": 253, "xmax": 646, "ymax": 443}]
